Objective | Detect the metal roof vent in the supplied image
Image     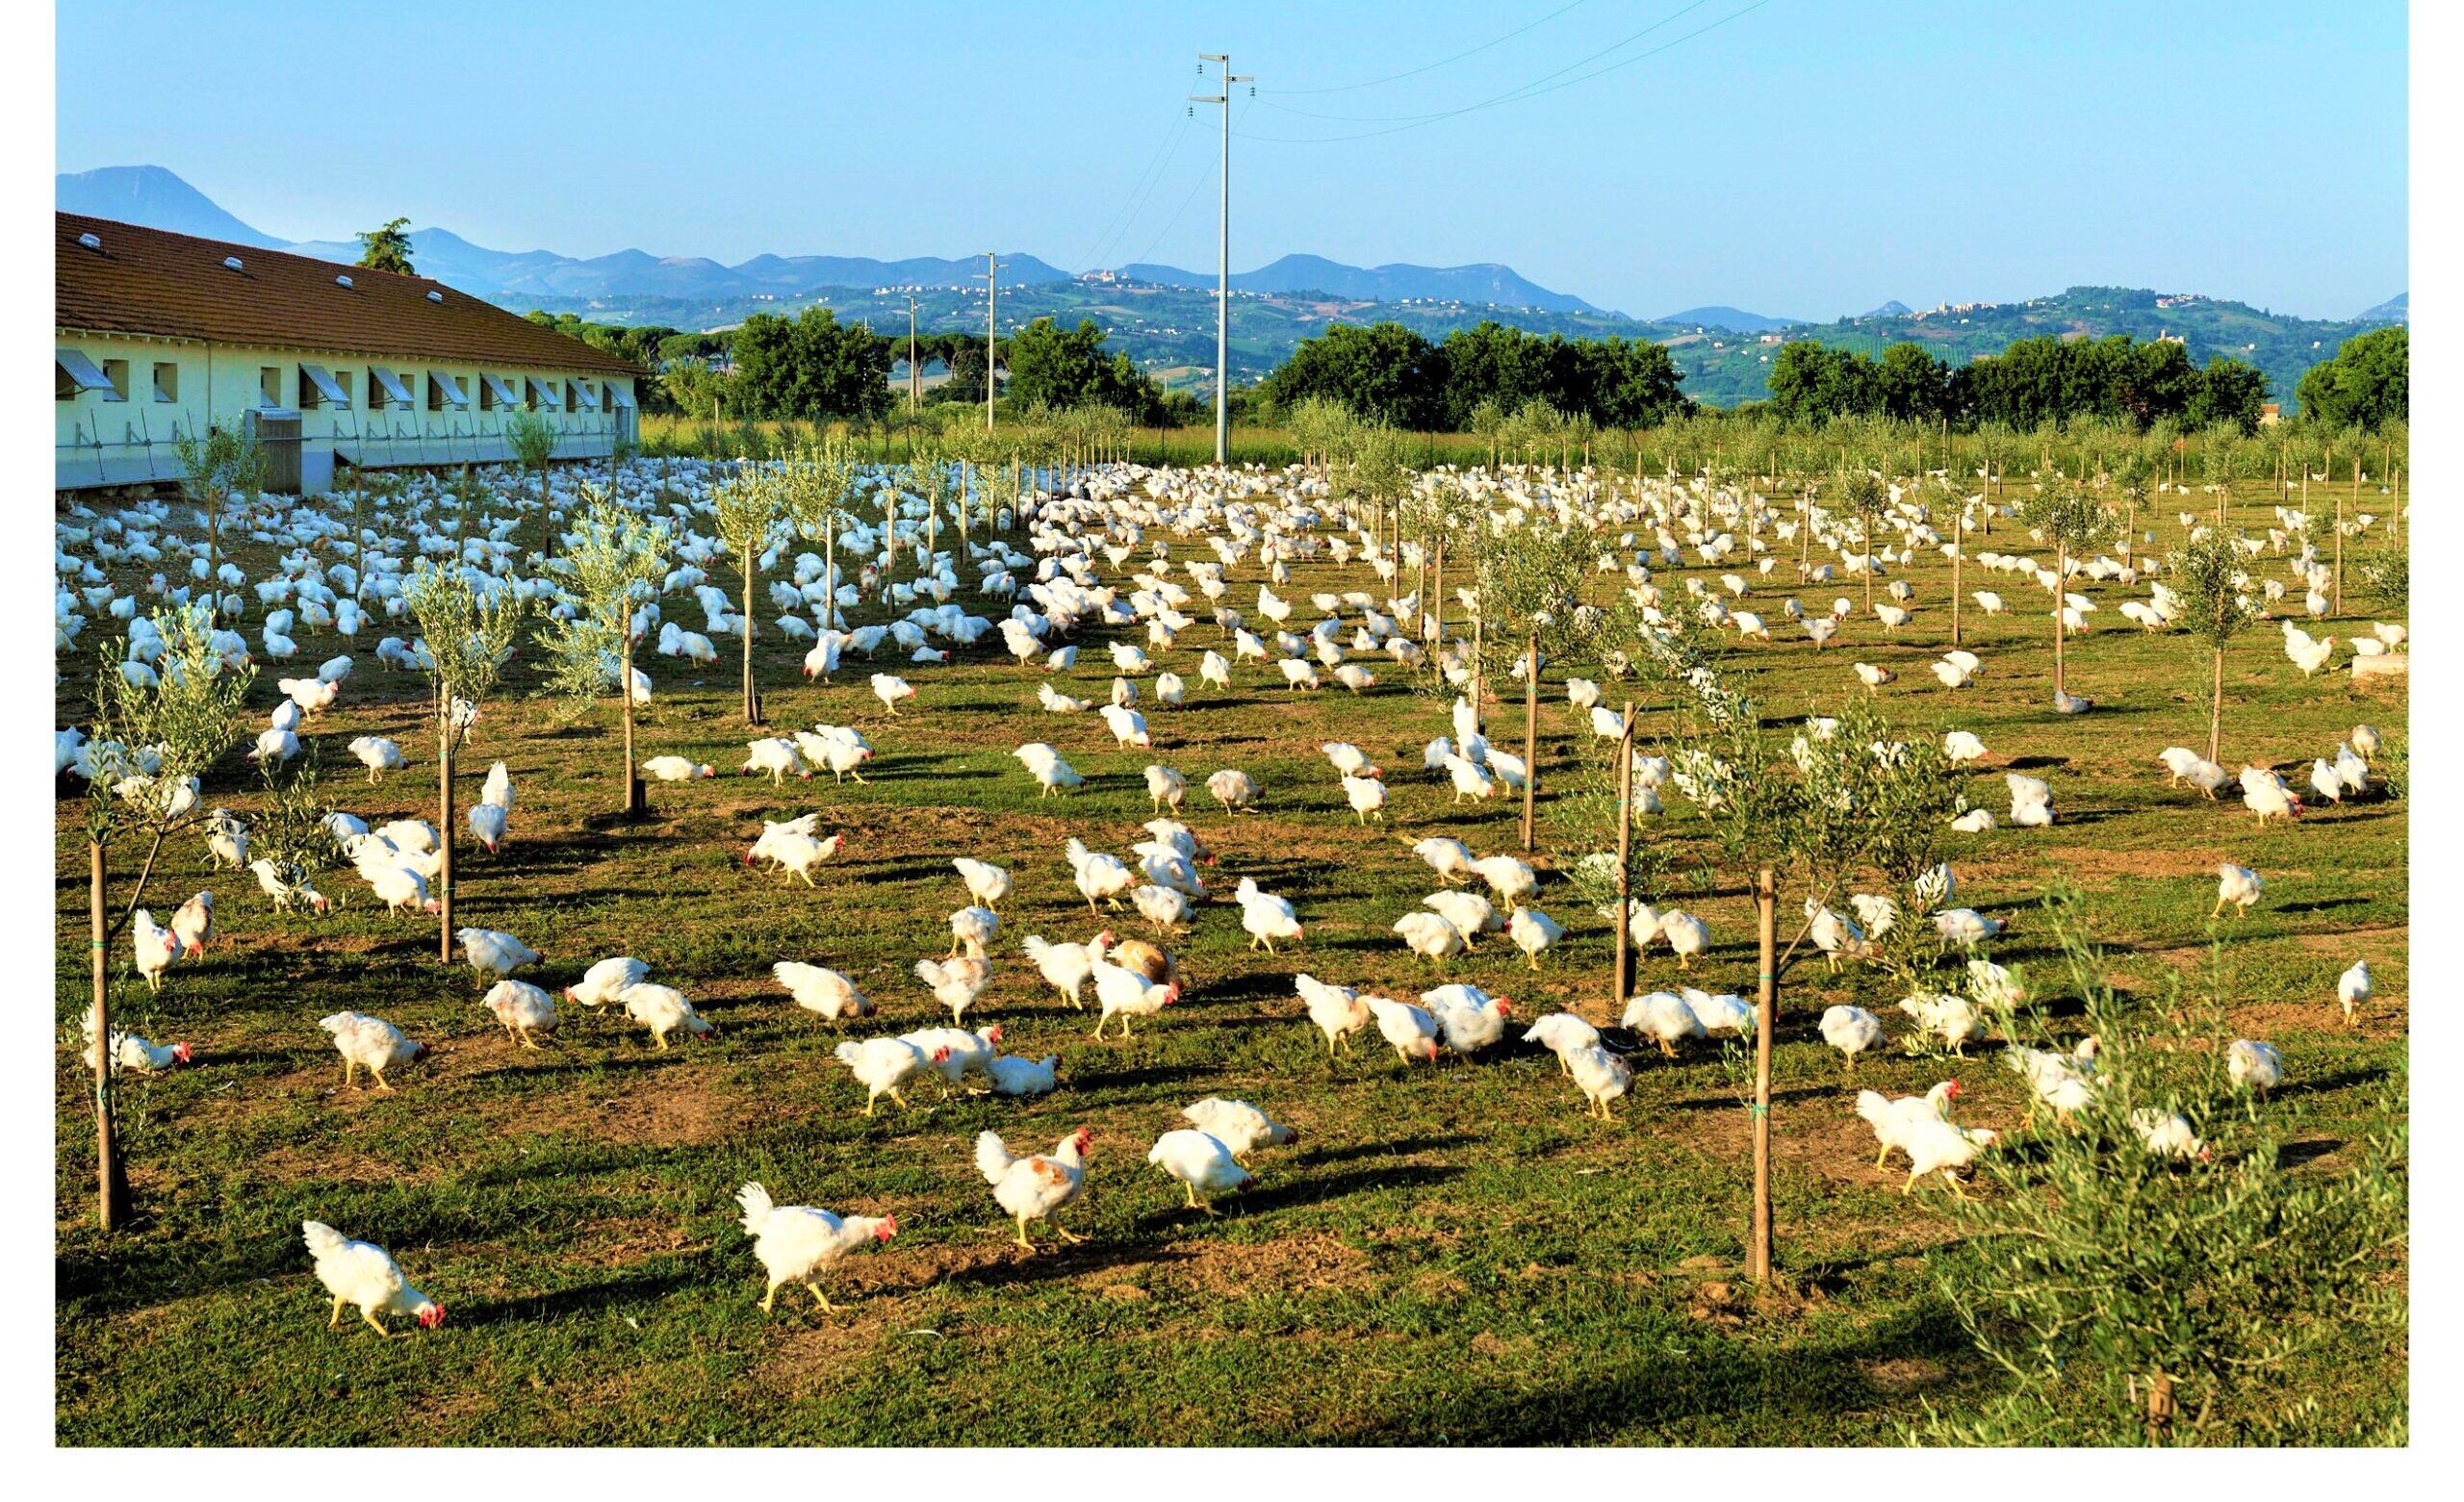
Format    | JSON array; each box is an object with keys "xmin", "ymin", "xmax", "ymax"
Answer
[
  {"xmin": 222, "ymin": 255, "xmax": 244, "ymax": 271},
  {"xmin": 335, "ymin": 273, "xmax": 353, "ymax": 288},
  {"xmin": 77, "ymin": 232, "xmax": 101, "ymax": 251},
  {"xmin": 425, "ymin": 289, "xmax": 445, "ymax": 303}
]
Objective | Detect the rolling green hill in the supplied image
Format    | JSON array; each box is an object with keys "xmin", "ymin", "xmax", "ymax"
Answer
[{"xmin": 526, "ymin": 279, "xmax": 2403, "ymax": 413}]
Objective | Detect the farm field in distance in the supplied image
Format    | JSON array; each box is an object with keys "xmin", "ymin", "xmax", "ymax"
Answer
[{"xmin": 54, "ymin": 464, "xmax": 2407, "ymax": 1445}]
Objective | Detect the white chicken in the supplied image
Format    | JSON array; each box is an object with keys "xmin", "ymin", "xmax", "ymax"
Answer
[
  {"xmin": 1361, "ymin": 994, "xmax": 1442, "ymax": 1065},
  {"xmin": 319, "ymin": 1011, "xmax": 428, "ymax": 1091},
  {"xmin": 734, "ymin": 1182, "xmax": 896, "ymax": 1314},
  {"xmin": 1181, "ymin": 1097, "xmax": 1297, "ymax": 1161},
  {"xmin": 620, "ymin": 982, "xmax": 714, "ymax": 1050},
  {"xmin": 302, "ymin": 1221, "xmax": 444, "ymax": 1337},
  {"xmin": 480, "ymin": 980, "xmax": 559, "ymax": 1049},
  {"xmin": 565, "ymin": 955, "xmax": 648, "ymax": 1012},
  {"xmin": 913, "ymin": 955, "xmax": 994, "ymax": 1025},
  {"xmin": 1622, "ymin": 990, "xmax": 1705, "ymax": 1057},
  {"xmin": 834, "ymin": 1036, "xmax": 938, "ymax": 1114},
  {"xmin": 2214, "ymin": 863, "xmax": 2264, "ymax": 918},
  {"xmin": 773, "ymin": 961, "xmax": 873, "ymax": 1024},
  {"xmin": 976, "ymin": 1127, "xmax": 1092, "ymax": 1252},
  {"xmin": 1423, "ymin": 983, "xmax": 1512, "ymax": 1056},
  {"xmin": 457, "ymin": 927, "xmax": 541, "ymax": 984},
  {"xmin": 1296, "ymin": 973, "xmax": 1373, "ymax": 1055},
  {"xmin": 1818, "ymin": 1005, "xmax": 1885, "ymax": 1070},
  {"xmin": 1148, "ymin": 1129, "xmax": 1253, "ymax": 1213}
]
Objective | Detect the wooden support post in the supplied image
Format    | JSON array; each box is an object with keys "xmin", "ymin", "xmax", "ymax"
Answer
[{"xmin": 1749, "ymin": 867, "xmax": 1777, "ymax": 1282}]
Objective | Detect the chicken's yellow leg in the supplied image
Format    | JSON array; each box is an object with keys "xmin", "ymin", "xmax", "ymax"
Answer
[
  {"xmin": 362, "ymin": 1309, "xmax": 393, "ymax": 1337},
  {"xmin": 329, "ymin": 1295, "xmax": 346, "ymax": 1328},
  {"xmin": 760, "ymin": 1280, "xmax": 780, "ymax": 1312},
  {"xmin": 1052, "ymin": 1219, "xmax": 1087, "ymax": 1244},
  {"xmin": 1876, "ymin": 1141, "xmax": 1893, "ymax": 1169},
  {"xmin": 1013, "ymin": 1216, "xmax": 1038, "ymax": 1253},
  {"xmin": 372, "ymin": 1067, "xmax": 394, "ymax": 1093},
  {"xmin": 806, "ymin": 1283, "xmax": 839, "ymax": 1313}
]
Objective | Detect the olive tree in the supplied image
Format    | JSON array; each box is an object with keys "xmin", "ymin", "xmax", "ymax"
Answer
[
  {"xmin": 2166, "ymin": 528, "xmax": 2259, "ymax": 765},
  {"xmin": 712, "ymin": 461, "xmax": 787, "ymax": 725},
  {"xmin": 1647, "ymin": 624, "xmax": 1966, "ymax": 1281},
  {"xmin": 78, "ymin": 603, "xmax": 254, "ymax": 1229},
  {"xmin": 1474, "ymin": 510, "xmax": 1595, "ymax": 852},
  {"xmin": 174, "ymin": 426, "xmax": 268, "ymax": 625},
  {"xmin": 534, "ymin": 490, "xmax": 670, "ymax": 818},
  {"xmin": 1837, "ymin": 466, "xmax": 1888, "ymax": 613},
  {"xmin": 1922, "ymin": 894, "xmax": 2407, "ymax": 1445},
  {"xmin": 2016, "ymin": 481, "xmax": 2118, "ymax": 704},
  {"xmin": 402, "ymin": 560, "xmax": 526, "ymax": 958},
  {"xmin": 504, "ymin": 408, "xmax": 560, "ymax": 555},
  {"xmin": 783, "ymin": 437, "xmax": 861, "ymax": 631}
]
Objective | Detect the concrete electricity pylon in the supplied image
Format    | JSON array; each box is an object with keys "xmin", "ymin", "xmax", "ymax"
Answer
[
  {"xmin": 974, "ymin": 252, "xmax": 999, "ymax": 431},
  {"xmin": 1193, "ymin": 54, "xmax": 1252, "ymax": 468}
]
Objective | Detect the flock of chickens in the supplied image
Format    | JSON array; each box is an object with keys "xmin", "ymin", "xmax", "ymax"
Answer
[{"xmin": 57, "ymin": 451, "xmax": 2399, "ymax": 1336}]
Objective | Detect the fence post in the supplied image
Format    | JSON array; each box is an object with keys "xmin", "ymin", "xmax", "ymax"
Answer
[
  {"xmin": 1749, "ymin": 866, "xmax": 1777, "ymax": 1282},
  {"xmin": 1613, "ymin": 706, "xmax": 1635, "ymax": 1002}
]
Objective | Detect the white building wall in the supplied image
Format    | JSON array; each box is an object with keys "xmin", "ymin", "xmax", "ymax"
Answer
[{"xmin": 57, "ymin": 329, "xmax": 638, "ymax": 495}]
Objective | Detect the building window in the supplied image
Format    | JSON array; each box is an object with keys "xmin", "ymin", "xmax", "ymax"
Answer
[
  {"xmin": 152, "ymin": 362, "xmax": 178, "ymax": 402},
  {"xmin": 260, "ymin": 366, "xmax": 282, "ymax": 406},
  {"xmin": 429, "ymin": 372, "xmax": 470, "ymax": 412},
  {"xmin": 103, "ymin": 359, "xmax": 131, "ymax": 401},
  {"xmin": 300, "ymin": 364, "xmax": 351, "ymax": 410}
]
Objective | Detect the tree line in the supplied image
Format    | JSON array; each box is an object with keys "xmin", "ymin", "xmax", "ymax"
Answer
[
  {"xmin": 1762, "ymin": 334, "xmax": 2272, "ymax": 433},
  {"xmin": 1253, "ymin": 319, "xmax": 1692, "ymax": 432}
]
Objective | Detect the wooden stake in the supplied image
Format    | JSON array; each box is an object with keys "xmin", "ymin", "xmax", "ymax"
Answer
[{"xmin": 1749, "ymin": 866, "xmax": 1777, "ymax": 1282}]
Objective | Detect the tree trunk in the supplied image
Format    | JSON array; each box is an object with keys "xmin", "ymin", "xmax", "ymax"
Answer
[
  {"xmin": 1951, "ymin": 522, "xmax": 1963, "ymax": 648},
  {"xmin": 1748, "ymin": 866, "xmax": 1777, "ymax": 1282},
  {"xmin": 90, "ymin": 840, "xmax": 126, "ymax": 1232},
  {"xmin": 1612, "ymin": 707, "xmax": 1635, "ymax": 1002},
  {"xmin": 1520, "ymin": 630, "xmax": 1539, "ymax": 853},
  {"xmin": 621, "ymin": 646, "xmax": 643, "ymax": 818},
  {"xmin": 1431, "ymin": 538, "xmax": 1446, "ymax": 672},
  {"xmin": 2052, "ymin": 546, "xmax": 2067, "ymax": 699},
  {"xmin": 437, "ymin": 729, "xmax": 455, "ymax": 963},
  {"xmin": 741, "ymin": 566, "xmax": 761, "ymax": 726},
  {"xmin": 2208, "ymin": 646, "xmax": 2225, "ymax": 766}
]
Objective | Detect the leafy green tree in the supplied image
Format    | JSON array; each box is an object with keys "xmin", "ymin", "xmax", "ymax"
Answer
[
  {"xmin": 1876, "ymin": 342, "xmax": 1952, "ymax": 422},
  {"xmin": 1002, "ymin": 317, "xmax": 1170, "ymax": 423},
  {"xmin": 2296, "ymin": 326, "xmax": 2407, "ymax": 430},
  {"xmin": 401, "ymin": 562, "xmax": 527, "ymax": 957},
  {"xmin": 1474, "ymin": 515, "xmax": 1595, "ymax": 852},
  {"xmin": 77, "ymin": 603, "xmax": 254, "ymax": 1229},
  {"xmin": 1257, "ymin": 321, "xmax": 1446, "ymax": 429},
  {"xmin": 733, "ymin": 308, "xmax": 893, "ymax": 422},
  {"xmin": 174, "ymin": 425, "xmax": 267, "ymax": 625},
  {"xmin": 713, "ymin": 463, "xmax": 788, "ymax": 726},
  {"xmin": 2189, "ymin": 356, "xmax": 2270, "ymax": 434},
  {"xmin": 2017, "ymin": 480, "xmax": 2118, "ymax": 702},
  {"xmin": 1922, "ymin": 894, "xmax": 2407, "ymax": 1445},
  {"xmin": 535, "ymin": 492, "xmax": 671, "ymax": 818},
  {"xmin": 2168, "ymin": 528, "xmax": 2258, "ymax": 763},
  {"xmin": 1645, "ymin": 627, "xmax": 1966, "ymax": 1280},
  {"xmin": 355, "ymin": 216, "xmax": 416, "ymax": 276},
  {"xmin": 503, "ymin": 408, "xmax": 560, "ymax": 555},
  {"xmin": 1837, "ymin": 466, "xmax": 1888, "ymax": 612},
  {"xmin": 783, "ymin": 438, "xmax": 862, "ymax": 624}
]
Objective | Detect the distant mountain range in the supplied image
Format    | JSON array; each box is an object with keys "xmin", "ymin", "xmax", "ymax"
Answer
[
  {"xmin": 56, "ymin": 165, "xmax": 2407, "ymax": 408},
  {"xmin": 55, "ymin": 165, "xmax": 1598, "ymax": 314},
  {"xmin": 1656, "ymin": 305, "xmax": 1801, "ymax": 334}
]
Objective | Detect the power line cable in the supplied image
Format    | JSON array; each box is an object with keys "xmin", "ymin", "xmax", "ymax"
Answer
[
  {"xmin": 1126, "ymin": 98, "xmax": 1254, "ymax": 271},
  {"xmin": 1079, "ymin": 111, "xmax": 1196, "ymax": 271},
  {"xmin": 1259, "ymin": 0, "xmax": 1599, "ymax": 96},
  {"xmin": 1234, "ymin": 0, "xmax": 1773, "ymax": 143}
]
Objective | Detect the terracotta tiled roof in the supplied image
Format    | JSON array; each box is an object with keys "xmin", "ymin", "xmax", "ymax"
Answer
[{"xmin": 56, "ymin": 213, "xmax": 647, "ymax": 378}]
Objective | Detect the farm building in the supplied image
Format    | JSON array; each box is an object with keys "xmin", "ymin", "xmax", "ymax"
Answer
[{"xmin": 55, "ymin": 213, "xmax": 646, "ymax": 495}]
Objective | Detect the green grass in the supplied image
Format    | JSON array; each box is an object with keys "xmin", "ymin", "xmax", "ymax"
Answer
[{"xmin": 54, "ymin": 473, "xmax": 2406, "ymax": 1443}]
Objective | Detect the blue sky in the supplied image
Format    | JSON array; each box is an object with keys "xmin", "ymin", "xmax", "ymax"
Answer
[{"xmin": 57, "ymin": 0, "xmax": 2406, "ymax": 320}]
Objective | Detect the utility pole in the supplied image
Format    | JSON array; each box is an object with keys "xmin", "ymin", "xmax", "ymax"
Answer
[
  {"xmin": 975, "ymin": 252, "xmax": 999, "ymax": 431},
  {"xmin": 1194, "ymin": 54, "xmax": 1251, "ymax": 469},
  {"xmin": 907, "ymin": 295, "xmax": 921, "ymax": 414}
]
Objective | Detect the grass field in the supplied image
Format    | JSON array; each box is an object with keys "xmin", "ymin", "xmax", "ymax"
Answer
[{"xmin": 54, "ymin": 469, "xmax": 2407, "ymax": 1444}]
